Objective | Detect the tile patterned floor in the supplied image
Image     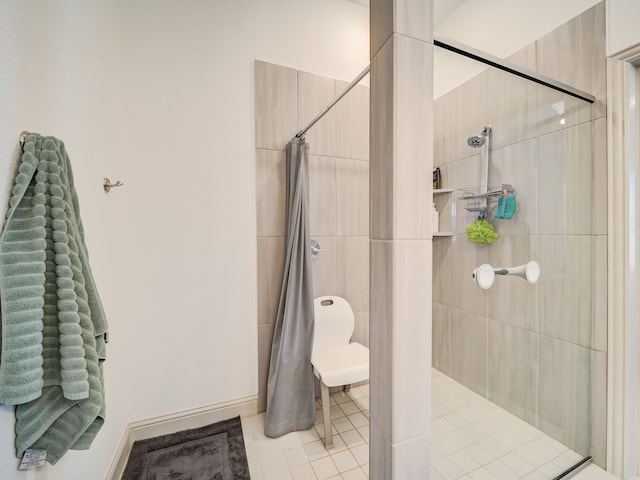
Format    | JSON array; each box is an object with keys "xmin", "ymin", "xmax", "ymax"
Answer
[{"xmin": 241, "ymin": 369, "xmax": 618, "ymax": 479}]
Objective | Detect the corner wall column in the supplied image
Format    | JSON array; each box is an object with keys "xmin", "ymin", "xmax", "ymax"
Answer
[{"xmin": 369, "ymin": 0, "xmax": 434, "ymax": 478}]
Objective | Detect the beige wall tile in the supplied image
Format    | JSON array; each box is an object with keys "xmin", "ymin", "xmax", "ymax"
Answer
[
  {"xmin": 505, "ymin": 43, "xmax": 537, "ymax": 71},
  {"xmin": 298, "ymin": 71, "xmax": 336, "ymax": 157},
  {"xmin": 538, "ymin": 123, "xmax": 593, "ymax": 235},
  {"xmin": 390, "ymin": 434, "xmax": 431, "ymax": 478},
  {"xmin": 258, "ymin": 323, "xmax": 276, "ymax": 413},
  {"xmin": 487, "ymin": 70, "xmax": 538, "ymax": 150},
  {"xmin": 538, "ymin": 335, "xmax": 592, "ymax": 456},
  {"xmin": 309, "ymin": 155, "xmax": 337, "ymax": 236},
  {"xmin": 369, "ymin": 419, "xmax": 392, "ymax": 480},
  {"xmin": 336, "ymin": 236, "xmax": 370, "ymax": 313},
  {"xmin": 353, "ymin": 310, "xmax": 370, "ymax": 348},
  {"xmin": 393, "ymin": 37, "xmax": 433, "ymax": 239},
  {"xmin": 450, "ymin": 309, "xmax": 487, "ymax": 397},
  {"xmin": 310, "ymin": 236, "xmax": 339, "ymax": 299},
  {"xmin": 432, "ymin": 302, "xmax": 450, "ymax": 374},
  {"xmin": 370, "ymin": 239, "xmax": 393, "ymax": 438},
  {"xmin": 255, "ymin": 61, "xmax": 298, "ymax": 150},
  {"xmin": 370, "ymin": 38, "xmax": 394, "ymax": 240},
  {"xmin": 396, "ymin": 0, "xmax": 432, "ymax": 41},
  {"xmin": 538, "ymin": 236, "xmax": 593, "ymax": 348},
  {"xmin": 576, "ymin": 2, "xmax": 606, "ymax": 119},
  {"xmin": 370, "ymin": 0, "xmax": 393, "ymax": 59},
  {"xmin": 432, "ymin": 235, "xmax": 451, "ymax": 305},
  {"xmin": 487, "ymin": 235, "xmax": 539, "ymax": 331},
  {"xmin": 487, "ymin": 320, "xmax": 538, "ymax": 426},
  {"xmin": 390, "ymin": 240, "xmax": 432, "ymax": 441},
  {"xmin": 337, "ymin": 158, "xmax": 369, "ymax": 236},
  {"xmin": 256, "ymin": 148, "xmax": 285, "ymax": 237},
  {"xmin": 489, "ymin": 138, "xmax": 539, "ymax": 236},
  {"xmin": 257, "ymin": 236, "xmax": 285, "ymax": 326},
  {"xmin": 336, "ymin": 83, "xmax": 369, "ymax": 161},
  {"xmin": 450, "ymin": 239, "xmax": 489, "ymax": 317}
]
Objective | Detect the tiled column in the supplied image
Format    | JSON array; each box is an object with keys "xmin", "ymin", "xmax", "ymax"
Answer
[{"xmin": 369, "ymin": 0, "xmax": 433, "ymax": 478}]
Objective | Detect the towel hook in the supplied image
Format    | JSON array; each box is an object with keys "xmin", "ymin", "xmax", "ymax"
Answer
[
  {"xmin": 19, "ymin": 131, "xmax": 30, "ymax": 152},
  {"xmin": 103, "ymin": 177, "xmax": 124, "ymax": 193}
]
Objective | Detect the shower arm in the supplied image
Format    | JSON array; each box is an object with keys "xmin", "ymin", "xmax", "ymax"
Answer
[{"xmin": 482, "ymin": 127, "xmax": 491, "ymax": 194}]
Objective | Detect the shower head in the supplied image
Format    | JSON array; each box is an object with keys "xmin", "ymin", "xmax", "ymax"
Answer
[
  {"xmin": 467, "ymin": 135, "xmax": 486, "ymax": 148},
  {"xmin": 466, "ymin": 126, "xmax": 492, "ymax": 148}
]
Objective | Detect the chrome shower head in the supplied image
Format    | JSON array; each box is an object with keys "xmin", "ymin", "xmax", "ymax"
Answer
[
  {"xmin": 467, "ymin": 135, "xmax": 486, "ymax": 148},
  {"xmin": 466, "ymin": 126, "xmax": 492, "ymax": 148}
]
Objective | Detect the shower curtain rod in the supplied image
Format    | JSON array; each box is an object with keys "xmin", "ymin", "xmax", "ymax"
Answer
[
  {"xmin": 296, "ymin": 36, "xmax": 594, "ymax": 139},
  {"xmin": 434, "ymin": 37, "xmax": 595, "ymax": 104},
  {"xmin": 295, "ymin": 64, "xmax": 371, "ymax": 139}
]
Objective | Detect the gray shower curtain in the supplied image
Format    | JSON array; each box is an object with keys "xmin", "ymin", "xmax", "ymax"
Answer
[{"xmin": 264, "ymin": 137, "xmax": 315, "ymax": 437}]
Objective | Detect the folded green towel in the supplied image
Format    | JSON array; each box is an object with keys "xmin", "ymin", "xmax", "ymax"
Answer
[
  {"xmin": 495, "ymin": 194, "xmax": 516, "ymax": 220},
  {"xmin": 0, "ymin": 133, "xmax": 108, "ymax": 464}
]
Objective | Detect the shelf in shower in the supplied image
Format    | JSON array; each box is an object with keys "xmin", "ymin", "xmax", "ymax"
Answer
[
  {"xmin": 459, "ymin": 189, "xmax": 503, "ymax": 200},
  {"xmin": 433, "ymin": 188, "xmax": 453, "ymax": 195},
  {"xmin": 433, "ymin": 232, "xmax": 453, "ymax": 237}
]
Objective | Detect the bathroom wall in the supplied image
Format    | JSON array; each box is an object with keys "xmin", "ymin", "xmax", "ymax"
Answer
[
  {"xmin": 432, "ymin": 3, "xmax": 607, "ymax": 465},
  {"xmin": 0, "ymin": 1, "xmax": 369, "ymax": 479},
  {"xmin": 606, "ymin": 0, "xmax": 640, "ymax": 55},
  {"xmin": 255, "ymin": 61, "xmax": 370, "ymax": 412}
]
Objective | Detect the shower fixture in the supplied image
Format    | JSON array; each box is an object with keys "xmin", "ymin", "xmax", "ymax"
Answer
[
  {"xmin": 467, "ymin": 126, "xmax": 492, "ymax": 148},
  {"xmin": 472, "ymin": 260, "xmax": 540, "ymax": 290}
]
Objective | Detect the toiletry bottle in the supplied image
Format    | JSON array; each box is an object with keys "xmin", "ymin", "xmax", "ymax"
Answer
[{"xmin": 432, "ymin": 203, "xmax": 439, "ymax": 233}]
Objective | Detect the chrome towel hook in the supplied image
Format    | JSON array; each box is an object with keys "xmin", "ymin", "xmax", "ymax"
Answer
[{"xmin": 103, "ymin": 177, "xmax": 124, "ymax": 193}]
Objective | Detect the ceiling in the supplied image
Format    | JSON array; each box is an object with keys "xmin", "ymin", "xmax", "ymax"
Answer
[
  {"xmin": 348, "ymin": 0, "xmax": 600, "ymax": 59},
  {"xmin": 345, "ymin": 0, "xmax": 601, "ymax": 96}
]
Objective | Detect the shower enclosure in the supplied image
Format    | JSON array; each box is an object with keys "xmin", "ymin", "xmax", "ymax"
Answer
[{"xmin": 431, "ymin": 19, "xmax": 605, "ymax": 478}]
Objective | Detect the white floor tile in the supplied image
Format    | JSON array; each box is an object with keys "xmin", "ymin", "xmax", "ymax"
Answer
[
  {"xmin": 279, "ymin": 430, "xmax": 302, "ymax": 451},
  {"xmin": 340, "ymin": 428, "xmax": 365, "ymax": 448},
  {"xmin": 241, "ymin": 370, "xmax": 605, "ymax": 480},
  {"xmin": 331, "ymin": 449, "xmax": 359, "ymax": 472},
  {"xmin": 311, "ymin": 456, "xmax": 339, "ymax": 480},
  {"xmin": 448, "ymin": 449, "xmax": 481, "ymax": 474},
  {"xmin": 284, "ymin": 445, "xmax": 309, "ymax": 469},
  {"xmin": 341, "ymin": 467, "xmax": 368, "ymax": 480},
  {"xmin": 340, "ymin": 400, "xmax": 362, "ymax": 416},
  {"xmin": 433, "ymin": 456, "xmax": 465, "ymax": 480},
  {"xmin": 304, "ymin": 439, "xmax": 331, "ymax": 461},
  {"xmin": 467, "ymin": 467, "xmax": 499, "ymax": 480},
  {"xmin": 298, "ymin": 426, "xmax": 321, "ymax": 444},
  {"xmin": 347, "ymin": 412, "xmax": 369, "ymax": 429},
  {"xmin": 291, "ymin": 462, "xmax": 316, "ymax": 480},
  {"xmin": 351, "ymin": 443, "xmax": 369, "ymax": 465}
]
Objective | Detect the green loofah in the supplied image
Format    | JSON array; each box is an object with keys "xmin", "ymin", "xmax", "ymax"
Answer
[{"xmin": 466, "ymin": 220, "xmax": 499, "ymax": 245}]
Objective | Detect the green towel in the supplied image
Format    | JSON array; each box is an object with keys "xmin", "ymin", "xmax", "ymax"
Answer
[
  {"xmin": 0, "ymin": 133, "xmax": 107, "ymax": 464},
  {"xmin": 495, "ymin": 194, "xmax": 516, "ymax": 220}
]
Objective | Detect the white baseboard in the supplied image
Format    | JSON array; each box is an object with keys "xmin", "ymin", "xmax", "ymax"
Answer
[{"xmin": 106, "ymin": 394, "xmax": 258, "ymax": 480}]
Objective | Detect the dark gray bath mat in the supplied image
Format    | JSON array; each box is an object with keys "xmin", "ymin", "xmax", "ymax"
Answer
[{"xmin": 122, "ymin": 415, "xmax": 250, "ymax": 480}]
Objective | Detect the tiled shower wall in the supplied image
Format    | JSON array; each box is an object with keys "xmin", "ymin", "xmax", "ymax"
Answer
[
  {"xmin": 255, "ymin": 61, "xmax": 369, "ymax": 413},
  {"xmin": 432, "ymin": 3, "xmax": 607, "ymax": 465}
]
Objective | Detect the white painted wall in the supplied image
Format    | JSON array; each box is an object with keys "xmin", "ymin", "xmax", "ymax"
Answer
[
  {"xmin": 0, "ymin": 1, "xmax": 368, "ymax": 478},
  {"xmin": 607, "ymin": 0, "xmax": 640, "ymax": 56}
]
